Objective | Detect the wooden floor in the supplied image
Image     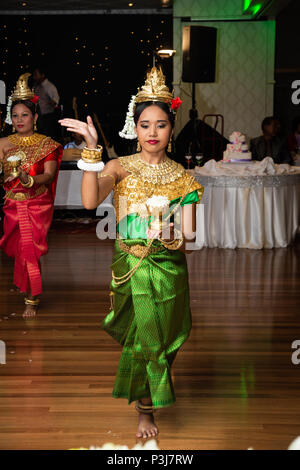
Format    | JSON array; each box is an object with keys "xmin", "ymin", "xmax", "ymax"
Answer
[{"xmin": 0, "ymin": 220, "xmax": 300, "ymax": 450}]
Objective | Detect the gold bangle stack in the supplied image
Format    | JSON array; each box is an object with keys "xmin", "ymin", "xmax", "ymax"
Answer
[
  {"xmin": 81, "ymin": 145, "xmax": 103, "ymax": 163},
  {"xmin": 21, "ymin": 174, "xmax": 34, "ymax": 188},
  {"xmin": 135, "ymin": 400, "xmax": 155, "ymax": 414}
]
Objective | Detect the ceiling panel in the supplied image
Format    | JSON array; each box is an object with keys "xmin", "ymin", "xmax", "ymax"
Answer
[{"xmin": 1, "ymin": 0, "xmax": 173, "ymax": 10}]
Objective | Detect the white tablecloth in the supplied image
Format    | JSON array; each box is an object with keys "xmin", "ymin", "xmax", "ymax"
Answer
[
  {"xmin": 54, "ymin": 169, "xmax": 113, "ymax": 213},
  {"xmin": 194, "ymin": 158, "xmax": 300, "ymax": 249}
]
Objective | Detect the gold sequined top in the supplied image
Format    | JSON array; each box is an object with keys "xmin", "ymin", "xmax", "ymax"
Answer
[
  {"xmin": 113, "ymin": 154, "xmax": 204, "ymax": 224},
  {"xmin": 2, "ymin": 133, "xmax": 61, "ymax": 181}
]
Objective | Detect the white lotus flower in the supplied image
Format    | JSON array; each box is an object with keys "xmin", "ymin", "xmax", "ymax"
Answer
[
  {"xmin": 7, "ymin": 155, "xmax": 22, "ymax": 162},
  {"xmin": 146, "ymin": 195, "xmax": 170, "ymax": 211},
  {"xmin": 288, "ymin": 436, "xmax": 300, "ymax": 450},
  {"xmin": 71, "ymin": 439, "xmax": 159, "ymax": 450}
]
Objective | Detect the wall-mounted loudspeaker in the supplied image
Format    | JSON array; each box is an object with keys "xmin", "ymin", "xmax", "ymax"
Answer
[{"xmin": 182, "ymin": 25, "xmax": 217, "ymax": 83}]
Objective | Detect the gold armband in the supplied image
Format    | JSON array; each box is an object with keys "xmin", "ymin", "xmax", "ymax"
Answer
[
  {"xmin": 21, "ymin": 174, "xmax": 34, "ymax": 188},
  {"xmin": 97, "ymin": 172, "xmax": 116, "ymax": 187},
  {"xmin": 81, "ymin": 145, "xmax": 103, "ymax": 163}
]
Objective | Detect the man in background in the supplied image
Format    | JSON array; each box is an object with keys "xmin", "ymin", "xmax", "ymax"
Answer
[
  {"xmin": 33, "ymin": 66, "xmax": 61, "ymax": 141},
  {"xmin": 62, "ymin": 132, "xmax": 86, "ymax": 162},
  {"xmin": 250, "ymin": 116, "xmax": 293, "ymax": 164},
  {"xmin": 64, "ymin": 132, "xmax": 86, "ymax": 150}
]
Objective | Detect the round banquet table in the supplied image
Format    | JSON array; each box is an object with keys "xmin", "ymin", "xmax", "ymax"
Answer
[{"xmin": 194, "ymin": 171, "xmax": 300, "ymax": 249}]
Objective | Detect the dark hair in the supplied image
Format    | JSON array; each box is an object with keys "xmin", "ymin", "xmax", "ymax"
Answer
[
  {"xmin": 134, "ymin": 101, "xmax": 175, "ymax": 128},
  {"xmin": 11, "ymin": 99, "xmax": 37, "ymax": 116},
  {"xmin": 261, "ymin": 116, "xmax": 275, "ymax": 132},
  {"xmin": 292, "ymin": 116, "xmax": 300, "ymax": 133}
]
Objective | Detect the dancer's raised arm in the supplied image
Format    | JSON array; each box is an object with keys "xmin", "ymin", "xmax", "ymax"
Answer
[
  {"xmin": 82, "ymin": 159, "xmax": 119, "ymax": 209},
  {"xmin": 59, "ymin": 115, "xmax": 118, "ymax": 209}
]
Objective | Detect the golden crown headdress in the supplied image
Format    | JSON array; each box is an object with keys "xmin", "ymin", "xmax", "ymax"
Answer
[
  {"xmin": 119, "ymin": 66, "xmax": 182, "ymax": 140},
  {"xmin": 5, "ymin": 73, "xmax": 39, "ymax": 125},
  {"xmin": 11, "ymin": 73, "xmax": 34, "ymax": 101},
  {"xmin": 135, "ymin": 66, "xmax": 174, "ymax": 104}
]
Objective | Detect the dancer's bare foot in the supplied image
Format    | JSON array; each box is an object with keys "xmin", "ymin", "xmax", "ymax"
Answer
[
  {"xmin": 22, "ymin": 304, "xmax": 38, "ymax": 318},
  {"xmin": 136, "ymin": 399, "xmax": 158, "ymax": 438},
  {"xmin": 23, "ymin": 296, "xmax": 39, "ymax": 318},
  {"xmin": 136, "ymin": 411, "xmax": 158, "ymax": 439}
]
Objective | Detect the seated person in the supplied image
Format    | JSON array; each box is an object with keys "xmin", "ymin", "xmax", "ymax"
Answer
[
  {"xmin": 287, "ymin": 116, "xmax": 300, "ymax": 163},
  {"xmin": 250, "ymin": 116, "xmax": 293, "ymax": 165},
  {"xmin": 62, "ymin": 132, "xmax": 86, "ymax": 161},
  {"xmin": 64, "ymin": 132, "xmax": 86, "ymax": 149}
]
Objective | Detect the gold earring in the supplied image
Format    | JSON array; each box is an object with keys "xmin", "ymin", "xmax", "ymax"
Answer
[
  {"xmin": 168, "ymin": 138, "xmax": 172, "ymax": 153},
  {"xmin": 12, "ymin": 126, "xmax": 16, "ymax": 133},
  {"xmin": 137, "ymin": 141, "xmax": 141, "ymax": 152},
  {"xmin": 34, "ymin": 122, "xmax": 37, "ymax": 132}
]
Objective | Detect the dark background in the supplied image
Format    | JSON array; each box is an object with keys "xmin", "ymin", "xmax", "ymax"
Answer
[
  {"xmin": 0, "ymin": 14, "xmax": 173, "ymax": 147},
  {"xmin": 1, "ymin": 0, "xmax": 300, "ymax": 145},
  {"xmin": 275, "ymin": 0, "xmax": 300, "ymax": 134}
]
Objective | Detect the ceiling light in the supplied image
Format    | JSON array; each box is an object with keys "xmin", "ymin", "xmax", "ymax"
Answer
[{"xmin": 157, "ymin": 49, "xmax": 176, "ymax": 58}]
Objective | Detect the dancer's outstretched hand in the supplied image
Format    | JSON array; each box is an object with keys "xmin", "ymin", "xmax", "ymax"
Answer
[{"xmin": 58, "ymin": 115, "xmax": 98, "ymax": 148}]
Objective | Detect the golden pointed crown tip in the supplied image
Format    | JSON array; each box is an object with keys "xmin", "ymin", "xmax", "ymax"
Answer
[
  {"xmin": 135, "ymin": 66, "xmax": 173, "ymax": 104},
  {"xmin": 11, "ymin": 72, "xmax": 34, "ymax": 101},
  {"xmin": 19, "ymin": 72, "xmax": 32, "ymax": 79}
]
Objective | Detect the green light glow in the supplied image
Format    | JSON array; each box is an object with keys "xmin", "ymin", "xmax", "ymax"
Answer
[
  {"xmin": 243, "ymin": 0, "xmax": 252, "ymax": 11},
  {"xmin": 251, "ymin": 3, "xmax": 262, "ymax": 15},
  {"xmin": 240, "ymin": 370, "xmax": 248, "ymax": 399},
  {"xmin": 240, "ymin": 364, "xmax": 256, "ymax": 399},
  {"xmin": 243, "ymin": 1, "xmax": 263, "ymax": 16}
]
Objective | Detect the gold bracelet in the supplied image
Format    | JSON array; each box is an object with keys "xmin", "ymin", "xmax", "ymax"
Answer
[
  {"xmin": 159, "ymin": 228, "xmax": 182, "ymax": 244},
  {"xmin": 159, "ymin": 228, "xmax": 184, "ymax": 250},
  {"xmin": 81, "ymin": 145, "xmax": 103, "ymax": 163},
  {"xmin": 97, "ymin": 172, "xmax": 116, "ymax": 187},
  {"xmin": 160, "ymin": 238, "xmax": 184, "ymax": 250},
  {"xmin": 83, "ymin": 145, "xmax": 102, "ymax": 152},
  {"xmin": 24, "ymin": 297, "xmax": 40, "ymax": 306},
  {"xmin": 21, "ymin": 174, "xmax": 34, "ymax": 188}
]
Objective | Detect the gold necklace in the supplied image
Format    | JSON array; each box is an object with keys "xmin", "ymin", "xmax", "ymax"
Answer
[
  {"xmin": 8, "ymin": 133, "xmax": 46, "ymax": 147},
  {"xmin": 120, "ymin": 154, "xmax": 185, "ymax": 185}
]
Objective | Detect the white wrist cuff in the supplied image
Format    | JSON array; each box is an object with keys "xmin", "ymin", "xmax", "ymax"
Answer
[{"xmin": 77, "ymin": 159, "xmax": 105, "ymax": 172}]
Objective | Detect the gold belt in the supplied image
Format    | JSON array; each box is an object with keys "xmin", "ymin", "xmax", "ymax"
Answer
[
  {"xmin": 118, "ymin": 238, "xmax": 164, "ymax": 258},
  {"xmin": 6, "ymin": 185, "xmax": 47, "ymax": 201}
]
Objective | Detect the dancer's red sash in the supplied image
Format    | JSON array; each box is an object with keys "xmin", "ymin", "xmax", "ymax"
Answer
[{"xmin": 14, "ymin": 200, "xmax": 42, "ymax": 296}]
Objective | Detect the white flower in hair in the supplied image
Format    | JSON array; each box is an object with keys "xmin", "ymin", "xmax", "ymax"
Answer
[
  {"xmin": 5, "ymin": 96, "xmax": 13, "ymax": 125},
  {"xmin": 119, "ymin": 95, "xmax": 137, "ymax": 140}
]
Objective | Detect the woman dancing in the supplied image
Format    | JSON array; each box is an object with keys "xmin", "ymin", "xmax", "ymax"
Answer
[
  {"xmin": 0, "ymin": 74, "xmax": 63, "ymax": 318},
  {"xmin": 59, "ymin": 67, "xmax": 204, "ymax": 438}
]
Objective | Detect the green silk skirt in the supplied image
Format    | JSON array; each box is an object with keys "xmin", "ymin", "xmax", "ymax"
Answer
[{"xmin": 101, "ymin": 190, "xmax": 199, "ymax": 409}]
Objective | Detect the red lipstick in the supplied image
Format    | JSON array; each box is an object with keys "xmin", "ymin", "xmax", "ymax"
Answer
[{"xmin": 147, "ymin": 140, "xmax": 159, "ymax": 145}]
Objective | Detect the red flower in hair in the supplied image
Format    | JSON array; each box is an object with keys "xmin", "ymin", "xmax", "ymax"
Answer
[
  {"xmin": 31, "ymin": 95, "xmax": 39, "ymax": 104},
  {"xmin": 171, "ymin": 97, "xmax": 182, "ymax": 111}
]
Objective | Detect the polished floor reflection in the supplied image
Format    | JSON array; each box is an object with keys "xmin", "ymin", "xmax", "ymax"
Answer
[{"xmin": 0, "ymin": 222, "xmax": 299, "ymax": 450}]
